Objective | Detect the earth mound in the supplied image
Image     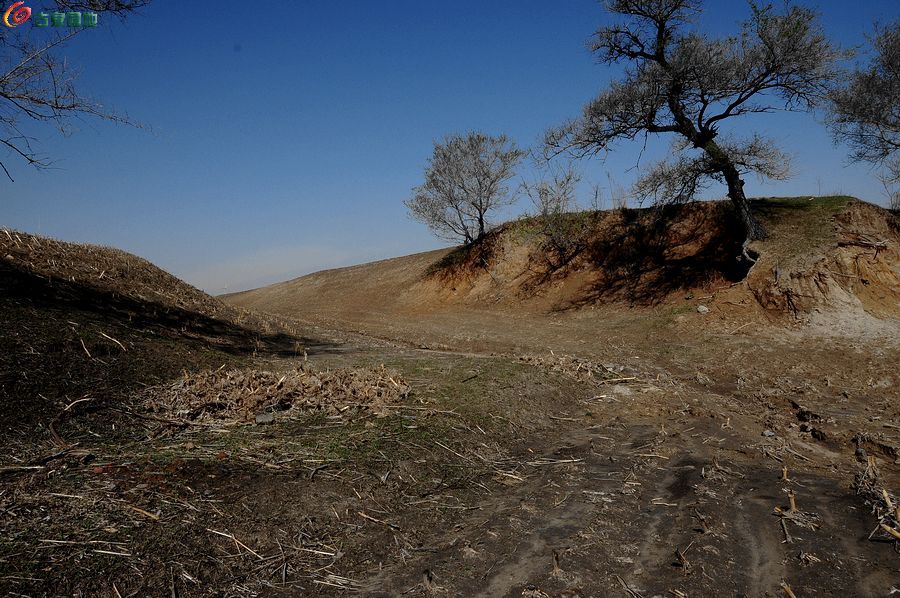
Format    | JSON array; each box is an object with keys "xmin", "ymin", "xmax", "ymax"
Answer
[
  {"xmin": 747, "ymin": 199, "xmax": 900, "ymax": 320},
  {"xmin": 1, "ymin": 229, "xmax": 228, "ymax": 319},
  {"xmin": 225, "ymin": 197, "xmax": 900, "ymax": 323}
]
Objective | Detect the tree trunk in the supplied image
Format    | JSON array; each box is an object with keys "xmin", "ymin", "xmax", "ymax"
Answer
[
  {"xmin": 698, "ymin": 138, "xmax": 766, "ymax": 243},
  {"xmin": 721, "ymin": 164, "xmax": 766, "ymax": 242}
]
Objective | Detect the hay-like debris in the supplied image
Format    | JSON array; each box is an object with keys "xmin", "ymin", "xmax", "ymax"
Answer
[
  {"xmin": 517, "ymin": 354, "xmax": 630, "ymax": 384},
  {"xmin": 142, "ymin": 364, "xmax": 409, "ymax": 425},
  {"xmin": 853, "ymin": 456, "xmax": 900, "ymax": 545}
]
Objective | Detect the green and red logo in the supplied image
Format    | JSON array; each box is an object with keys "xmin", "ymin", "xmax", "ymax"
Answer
[{"xmin": 3, "ymin": 2, "xmax": 98, "ymax": 28}]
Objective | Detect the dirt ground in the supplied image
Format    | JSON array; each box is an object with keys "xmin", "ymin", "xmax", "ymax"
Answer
[
  {"xmin": 229, "ymin": 297, "xmax": 900, "ymax": 596},
  {"xmin": 6, "ymin": 322, "xmax": 898, "ymax": 596},
  {"xmin": 2, "ymin": 201, "xmax": 899, "ymax": 596}
]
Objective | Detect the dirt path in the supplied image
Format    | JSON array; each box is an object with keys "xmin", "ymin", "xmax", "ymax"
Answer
[
  {"xmin": 360, "ymin": 412, "xmax": 897, "ymax": 595},
  {"xmin": 346, "ymin": 352, "xmax": 900, "ymax": 597}
]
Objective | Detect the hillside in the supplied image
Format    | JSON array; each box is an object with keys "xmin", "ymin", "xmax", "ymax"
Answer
[
  {"xmin": 1, "ymin": 229, "xmax": 230, "ymax": 318},
  {"xmin": 3, "ymin": 205, "xmax": 900, "ymax": 596},
  {"xmin": 225, "ymin": 247, "xmax": 454, "ymax": 322},
  {"xmin": 0, "ymin": 229, "xmax": 327, "ymax": 446},
  {"xmin": 225, "ymin": 197, "xmax": 900, "ymax": 338}
]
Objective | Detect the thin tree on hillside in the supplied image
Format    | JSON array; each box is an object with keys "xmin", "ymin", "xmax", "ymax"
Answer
[
  {"xmin": 827, "ymin": 21, "xmax": 900, "ymax": 210},
  {"xmin": 0, "ymin": 1, "xmax": 148, "ymax": 182},
  {"xmin": 545, "ymin": 0, "xmax": 844, "ymax": 254},
  {"xmin": 523, "ymin": 163, "xmax": 587, "ymax": 268},
  {"xmin": 407, "ymin": 132, "xmax": 524, "ymax": 245}
]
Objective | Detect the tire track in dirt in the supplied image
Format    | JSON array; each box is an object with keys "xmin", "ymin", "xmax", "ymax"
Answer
[
  {"xmin": 361, "ymin": 376, "xmax": 900, "ymax": 596},
  {"xmin": 362, "ymin": 425, "xmax": 642, "ymax": 595}
]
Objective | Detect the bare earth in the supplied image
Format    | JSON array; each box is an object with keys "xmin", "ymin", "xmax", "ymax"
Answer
[
  {"xmin": 222, "ymin": 198, "xmax": 900, "ymax": 596},
  {"xmin": 2, "ymin": 198, "xmax": 899, "ymax": 596}
]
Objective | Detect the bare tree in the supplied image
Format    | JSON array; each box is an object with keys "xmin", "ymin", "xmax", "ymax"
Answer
[
  {"xmin": 525, "ymin": 164, "xmax": 580, "ymax": 218},
  {"xmin": 0, "ymin": 0, "xmax": 148, "ymax": 181},
  {"xmin": 827, "ymin": 21, "xmax": 900, "ymax": 210},
  {"xmin": 546, "ymin": 0, "xmax": 843, "ymax": 249},
  {"xmin": 523, "ymin": 163, "xmax": 585, "ymax": 267},
  {"xmin": 406, "ymin": 132, "xmax": 524, "ymax": 244}
]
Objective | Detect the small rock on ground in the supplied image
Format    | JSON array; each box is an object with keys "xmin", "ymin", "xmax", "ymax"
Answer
[{"xmin": 255, "ymin": 412, "xmax": 275, "ymax": 425}]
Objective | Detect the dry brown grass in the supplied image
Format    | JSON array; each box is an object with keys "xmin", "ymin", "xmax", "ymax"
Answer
[
  {"xmin": 0, "ymin": 228, "xmax": 227, "ymax": 318},
  {"xmin": 142, "ymin": 363, "xmax": 409, "ymax": 426}
]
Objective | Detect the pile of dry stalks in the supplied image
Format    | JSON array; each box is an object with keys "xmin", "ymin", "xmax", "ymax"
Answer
[
  {"xmin": 142, "ymin": 364, "xmax": 409, "ymax": 425},
  {"xmin": 517, "ymin": 353, "xmax": 633, "ymax": 384},
  {"xmin": 854, "ymin": 455, "xmax": 900, "ymax": 547}
]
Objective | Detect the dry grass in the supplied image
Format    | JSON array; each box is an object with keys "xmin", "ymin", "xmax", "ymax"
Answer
[
  {"xmin": 854, "ymin": 456, "xmax": 900, "ymax": 546},
  {"xmin": 0, "ymin": 228, "xmax": 227, "ymax": 318},
  {"xmin": 141, "ymin": 363, "xmax": 410, "ymax": 426},
  {"xmin": 517, "ymin": 353, "xmax": 636, "ymax": 385},
  {"xmin": 751, "ymin": 196, "xmax": 853, "ymax": 270}
]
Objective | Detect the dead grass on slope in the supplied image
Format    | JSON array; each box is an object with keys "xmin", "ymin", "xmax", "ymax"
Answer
[
  {"xmin": 0, "ymin": 227, "xmax": 311, "ymax": 339},
  {"xmin": 0, "ymin": 228, "xmax": 227, "ymax": 318}
]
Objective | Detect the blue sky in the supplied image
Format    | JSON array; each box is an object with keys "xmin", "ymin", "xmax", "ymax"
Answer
[{"xmin": 2, "ymin": 0, "xmax": 898, "ymax": 293}]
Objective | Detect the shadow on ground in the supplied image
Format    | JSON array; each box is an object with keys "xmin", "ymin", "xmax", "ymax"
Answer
[
  {"xmin": 0, "ymin": 259, "xmax": 343, "ymax": 437},
  {"xmin": 0, "ymin": 259, "xmax": 340, "ymax": 357}
]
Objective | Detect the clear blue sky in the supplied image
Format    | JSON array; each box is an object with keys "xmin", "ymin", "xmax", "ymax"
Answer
[{"xmin": 2, "ymin": 0, "xmax": 898, "ymax": 293}]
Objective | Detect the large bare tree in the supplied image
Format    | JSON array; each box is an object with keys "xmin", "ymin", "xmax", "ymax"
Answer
[
  {"xmin": 546, "ymin": 0, "xmax": 843, "ymax": 248},
  {"xmin": 407, "ymin": 132, "xmax": 524, "ymax": 245},
  {"xmin": 827, "ymin": 20, "xmax": 900, "ymax": 209},
  {"xmin": 0, "ymin": 1, "xmax": 148, "ymax": 181}
]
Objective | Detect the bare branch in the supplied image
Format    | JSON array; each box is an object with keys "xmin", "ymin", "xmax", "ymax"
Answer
[
  {"xmin": 0, "ymin": 2, "xmax": 147, "ymax": 180},
  {"xmin": 827, "ymin": 20, "xmax": 900, "ymax": 168}
]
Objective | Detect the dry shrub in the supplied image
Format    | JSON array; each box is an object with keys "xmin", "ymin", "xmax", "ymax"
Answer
[{"xmin": 142, "ymin": 364, "xmax": 409, "ymax": 425}]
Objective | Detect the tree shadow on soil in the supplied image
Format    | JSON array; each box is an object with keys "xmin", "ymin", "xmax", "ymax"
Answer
[
  {"xmin": 424, "ymin": 234, "xmax": 501, "ymax": 284},
  {"xmin": 529, "ymin": 203, "xmax": 752, "ymax": 309}
]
